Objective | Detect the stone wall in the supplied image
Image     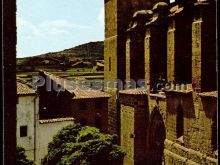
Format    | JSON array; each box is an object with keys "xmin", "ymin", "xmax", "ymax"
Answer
[
  {"xmin": 71, "ymin": 98, "xmax": 109, "ymax": 133},
  {"xmin": 105, "ymin": 0, "xmax": 217, "ymax": 164},
  {"xmin": 164, "ymin": 139, "xmax": 218, "ymax": 165},
  {"xmin": 118, "ymin": 90, "xmax": 217, "ymax": 165},
  {"xmin": 165, "ymin": 91, "xmax": 217, "ymax": 158},
  {"xmin": 104, "ymin": 0, "xmax": 157, "ymax": 138},
  {"xmin": 119, "ymin": 90, "xmax": 149, "ymax": 165}
]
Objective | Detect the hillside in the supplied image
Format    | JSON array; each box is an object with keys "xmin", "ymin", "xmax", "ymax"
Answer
[{"xmin": 17, "ymin": 41, "xmax": 104, "ymax": 67}]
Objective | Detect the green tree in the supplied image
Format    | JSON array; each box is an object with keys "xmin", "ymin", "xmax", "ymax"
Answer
[
  {"xmin": 42, "ymin": 124, "xmax": 126, "ymax": 165},
  {"xmin": 16, "ymin": 145, "xmax": 34, "ymax": 165}
]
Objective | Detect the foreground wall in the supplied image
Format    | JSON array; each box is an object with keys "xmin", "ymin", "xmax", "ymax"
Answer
[
  {"xmin": 16, "ymin": 95, "xmax": 39, "ymax": 161},
  {"xmin": 119, "ymin": 90, "xmax": 217, "ymax": 165},
  {"xmin": 164, "ymin": 91, "xmax": 217, "ymax": 164},
  {"xmin": 36, "ymin": 118, "xmax": 75, "ymax": 164}
]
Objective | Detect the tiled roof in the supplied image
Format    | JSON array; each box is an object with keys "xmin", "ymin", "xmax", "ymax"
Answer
[
  {"xmin": 72, "ymin": 87, "xmax": 111, "ymax": 99},
  {"xmin": 119, "ymin": 88, "xmax": 148, "ymax": 95},
  {"xmin": 40, "ymin": 70, "xmax": 111, "ymax": 99},
  {"xmin": 17, "ymin": 80, "xmax": 36, "ymax": 95},
  {"xmin": 39, "ymin": 117, "xmax": 75, "ymax": 124}
]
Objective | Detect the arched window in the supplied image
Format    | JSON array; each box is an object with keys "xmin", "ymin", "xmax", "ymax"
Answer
[{"xmin": 176, "ymin": 105, "xmax": 184, "ymax": 139}]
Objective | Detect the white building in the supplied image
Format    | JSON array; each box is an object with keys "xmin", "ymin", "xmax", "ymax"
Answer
[
  {"xmin": 16, "ymin": 80, "xmax": 75, "ymax": 164},
  {"xmin": 16, "ymin": 80, "xmax": 39, "ymax": 161}
]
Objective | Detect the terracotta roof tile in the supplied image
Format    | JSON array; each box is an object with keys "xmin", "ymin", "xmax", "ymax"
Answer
[
  {"xmin": 119, "ymin": 88, "xmax": 148, "ymax": 95},
  {"xmin": 72, "ymin": 87, "xmax": 111, "ymax": 99},
  {"xmin": 17, "ymin": 80, "xmax": 36, "ymax": 95},
  {"xmin": 39, "ymin": 117, "xmax": 75, "ymax": 124},
  {"xmin": 40, "ymin": 70, "xmax": 111, "ymax": 99}
]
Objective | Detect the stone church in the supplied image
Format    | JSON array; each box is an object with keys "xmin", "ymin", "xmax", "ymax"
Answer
[{"xmin": 104, "ymin": 0, "xmax": 217, "ymax": 164}]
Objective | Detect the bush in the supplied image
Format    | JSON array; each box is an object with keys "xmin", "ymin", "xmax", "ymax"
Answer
[
  {"xmin": 16, "ymin": 145, "xmax": 34, "ymax": 165},
  {"xmin": 42, "ymin": 124, "xmax": 126, "ymax": 165}
]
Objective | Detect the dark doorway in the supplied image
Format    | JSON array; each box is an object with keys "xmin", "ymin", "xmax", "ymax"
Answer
[
  {"xmin": 176, "ymin": 105, "xmax": 184, "ymax": 139},
  {"xmin": 147, "ymin": 106, "xmax": 166, "ymax": 165}
]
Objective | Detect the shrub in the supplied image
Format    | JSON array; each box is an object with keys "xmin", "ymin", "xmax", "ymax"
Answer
[
  {"xmin": 16, "ymin": 145, "xmax": 34, "ymax": 165},
  {"xmin": 42, "ymin": 124, "xmax": 126, "ymax": 165}
]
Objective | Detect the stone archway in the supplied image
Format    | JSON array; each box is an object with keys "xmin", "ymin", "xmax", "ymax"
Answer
[{"xmin": 147, "ymin": 106, "xmax": 166, "ymax": 165}]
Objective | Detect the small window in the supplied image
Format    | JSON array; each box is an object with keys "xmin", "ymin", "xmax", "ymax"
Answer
[
  {"xmin": 95, "ymin": 101, "xmax": 102, "ymax": 109},
  {"xmin": 20, "ymin": 126, "xmax": 27, "ymax": 137},
  {"xmin": 79, "ymin": 102, "xmax": 87, "ymax": 110}
]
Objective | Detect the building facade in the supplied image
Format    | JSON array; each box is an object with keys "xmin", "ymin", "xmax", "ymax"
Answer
[
  {"xmin": 16, "ymin": 80, "xmax": 75, "ymax": 164},
  {"xmin": 104, "ymin": 0, "xmax": 217, "ymax": 164},
  {"xmin": 16, "ymin": 80, "xmax": 39, "ymax": 161},
  {"xmin": 38, "ymin": 70, "xmax": 110, "ymax": 133}
]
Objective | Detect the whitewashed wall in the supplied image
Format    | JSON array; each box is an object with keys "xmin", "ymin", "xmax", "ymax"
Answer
[
  {"xmin": 17, "ymin": 95, "xmax": 75, "ymax": 164},
  {"xmin": 36, "ymin": 120, "xmax": 75, "ymax": 164},
  {"xmin": 16, "ymin": 95, "xmax": 39, "ymax": 161}
]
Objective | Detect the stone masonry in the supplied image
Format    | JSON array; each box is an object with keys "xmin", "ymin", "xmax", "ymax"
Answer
[{"xmin": 104, "ymin": 0, "xmax": 217, "ymax": 164}]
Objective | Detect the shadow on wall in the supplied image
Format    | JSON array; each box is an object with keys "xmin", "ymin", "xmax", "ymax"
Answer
[
  {"xmin": 201, "ymin": 97, "xmax": 217, "ymax": 152},
  {"xmin": 166, "ymin": 93, "xmax": 196, "ymax": 119},
  {"xmin": 146, "ymin": 106, "xmax": 166, "ymax": 165}
]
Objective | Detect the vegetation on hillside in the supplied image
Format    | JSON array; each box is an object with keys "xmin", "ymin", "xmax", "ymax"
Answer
[
  {"xmin": 17, "ymin": 41, "xmax": 104, "ymax": 67},
  {"xmin": 42, "ymin": 124, "xmax": 126, "ymax": 165}
]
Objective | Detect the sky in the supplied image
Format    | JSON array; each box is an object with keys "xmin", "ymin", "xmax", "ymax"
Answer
[{"xmin": 17, "ymin": 0, "xmax": 104, "ymax": 58}]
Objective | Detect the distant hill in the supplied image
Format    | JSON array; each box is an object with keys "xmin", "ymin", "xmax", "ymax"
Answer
[{"xmin": 17, "ymin": 41, "xmax": 104, "ymax": 67}]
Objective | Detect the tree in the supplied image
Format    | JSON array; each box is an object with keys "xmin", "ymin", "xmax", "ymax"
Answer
[
  {"xmin": 16, "ymin": 145, "xmax": 34, "ymax": 165},
  {"xmin": 42, "ymin": 124, "xmax": 126, "ymax": 165}
]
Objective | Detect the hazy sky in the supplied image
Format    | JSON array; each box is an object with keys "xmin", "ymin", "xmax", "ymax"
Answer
[{"xmin": 17, "ymin": 0, "xmax": 104, "ymax": 57}]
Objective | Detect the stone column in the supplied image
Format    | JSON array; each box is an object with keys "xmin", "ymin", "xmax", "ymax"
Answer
[
  {"xmin": 167, "ymin": 17, "xmax": 175, "ymax": 82},
  {"xmin": 104, "ymin": 0, "xmax": 131, "ymax": 137},
  {"xmin": 144, "ymin": 2, "xmax": 169, "ymax": 92},
  {"xmin": 192, "ymin": 0, "xmax": 216, "ymax": 92},
  {"xmin": 119, "ymin": 89, "xmax": 148, "ymax": 165},
  {"xmin": 126, "ymin": 10, "xmax": 152, "ymax": 82},
  {"xmin": 167, "ymin": 4, "xmax": 193, "ymax": 84}
]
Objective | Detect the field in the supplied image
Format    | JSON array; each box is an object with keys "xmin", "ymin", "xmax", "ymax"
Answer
[{"xmin": 17, "ymin": 68, "xmax": 104, "ymax": 83}]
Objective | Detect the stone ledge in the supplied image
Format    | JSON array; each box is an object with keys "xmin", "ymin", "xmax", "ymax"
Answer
[
  {"xmin": 149, "ymin": 93, "xmax": 166, "ymax": 99},
  {"xmin": 165, "ymin": 139, "xmax": 218, "ymax": 164},
  {"xmin": 199, "ymin": 91, "xmax": 217, "ymax": 99},
  {"xmin": 165, "ymin": 89, "xmax": 193, "ymax": 95},
  {"xmin": 164, "ymin": 149, "xmax": 199, "ymax": 165}
]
